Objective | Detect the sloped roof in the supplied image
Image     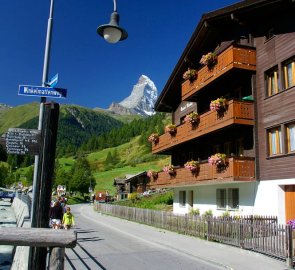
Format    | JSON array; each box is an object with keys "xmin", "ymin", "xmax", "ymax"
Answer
[
  {"xmin": 114, "ymin": 171, "xmax": 147, "ymax": 184},
  {"xmin": 155, "ymin": 0, "xmax": 295, "ymax": 111}
]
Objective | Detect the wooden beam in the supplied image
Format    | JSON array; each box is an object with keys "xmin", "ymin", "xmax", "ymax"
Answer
[{"xmin": 0, "ymin": 228, "xmax": 77, "ymax": 248}]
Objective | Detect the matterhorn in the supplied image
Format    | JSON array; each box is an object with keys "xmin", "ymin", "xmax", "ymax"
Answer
[{"xmin": 108, "ymin": 75, "xmax": 158, "ymax": 116}]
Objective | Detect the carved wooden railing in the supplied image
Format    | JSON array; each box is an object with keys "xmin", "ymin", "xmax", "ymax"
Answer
[
  {"xmin": 152, "ymin": 100, "xmax": 254, "ymax": 154},
  {"xmin": 182, "ymin": 45, "xmax": 256, "ymax": 100},
  {"xmin": 149, "ymin": 157, "xmax": 255, "ymax": 188}
]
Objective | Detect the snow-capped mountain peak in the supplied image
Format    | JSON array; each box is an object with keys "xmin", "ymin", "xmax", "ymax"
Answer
[{"xmin": 109, "ymin": 75, "xmax": 158, "ymax": 116}]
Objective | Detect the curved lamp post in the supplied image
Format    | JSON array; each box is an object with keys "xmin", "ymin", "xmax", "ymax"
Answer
[{"xmin": 97, "ymin": 0, "xmax": 128, "ymax": 43}]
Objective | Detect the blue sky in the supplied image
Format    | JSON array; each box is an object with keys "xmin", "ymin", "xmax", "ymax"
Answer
[{"xmin": 0, "ymin": 0, "xmax": 237, "ymax": 109}]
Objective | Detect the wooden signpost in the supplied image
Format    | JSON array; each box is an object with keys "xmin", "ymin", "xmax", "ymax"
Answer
[{"xmin": 0, "ymin": 128, "xmax": 41, "ymax": 155}]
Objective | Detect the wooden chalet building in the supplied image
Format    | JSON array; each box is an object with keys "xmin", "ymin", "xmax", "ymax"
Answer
[
  {"xmin": 114, "ymin": 172, "xmax": 148, "ymax": 200},
  {"xmin": 149, "ymin": 0, "xmax": 295, "ymax": 224}
]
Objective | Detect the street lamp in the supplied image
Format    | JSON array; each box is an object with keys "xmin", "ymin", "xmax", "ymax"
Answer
[
  {"xmin": 31, "ymin": 0, "xmax": 128, "ymax": 225},
  {"xmin": 97, "ymin": 0, "xmax": 128, "ymax": 43}
]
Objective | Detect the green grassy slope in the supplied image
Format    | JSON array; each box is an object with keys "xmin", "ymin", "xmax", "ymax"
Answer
[
  {"xmin": 0, "ymin": 103, "xmax": 39, "ymax": 134},
  {"xmin": 58, "ymin": 136, "xmax": 170, "ymax": 194}
]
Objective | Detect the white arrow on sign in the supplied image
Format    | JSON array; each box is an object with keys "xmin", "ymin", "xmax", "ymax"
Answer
[{"xmin": 46, "ymin": 73, "xmax": 59, "ymax": 88}]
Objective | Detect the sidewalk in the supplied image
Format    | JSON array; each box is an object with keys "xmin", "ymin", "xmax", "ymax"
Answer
[
  {"xmin": 78, "ymin": 204, "xmax": 290, "ymax": 270},
  {"xmin": 0, "ymin": 199, "xmax": 17, "ymax": 270}
]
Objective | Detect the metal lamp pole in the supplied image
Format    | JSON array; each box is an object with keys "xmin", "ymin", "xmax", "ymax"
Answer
[{"xmin": 31, "ymin": 0, "xmax": 54, "ymax": 227}]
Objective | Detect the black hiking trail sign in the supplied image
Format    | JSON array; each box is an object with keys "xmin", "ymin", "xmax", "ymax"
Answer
[{"xmin": 0, "ymin": 128, "xmax": 41, "ymax": 155}]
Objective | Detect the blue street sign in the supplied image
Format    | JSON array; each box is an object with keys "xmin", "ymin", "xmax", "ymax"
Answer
[
  {"xmin": 46, "ymin": 73, "xmax": 59, "ymax": 88},
  {"xmin": 18, "ymin": 85, "xmax": 67, "ymax": 99}
]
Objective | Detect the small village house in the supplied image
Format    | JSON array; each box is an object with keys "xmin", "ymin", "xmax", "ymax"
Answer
[{"xmin": 114, "ymin": 171, "xmax": 148, "ymax": 200}]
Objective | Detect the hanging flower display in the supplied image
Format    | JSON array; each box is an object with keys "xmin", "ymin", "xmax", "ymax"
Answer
[
  {"xmin": 165, "ymin": 124, "xmax": 177, "ymax": 135},
  {"xmin": 148, "ymin": 133, "xmax": 159, "ymax": 143},
  {"xmin": 199, "ymin": 52, "xmax": 217, "ymax": 68},
  {"xmin": 163, "ymin": 164, "xmax": 175, "ymax": 175},
  {"xmin": 184, "ymin": 160, "xmax": 199, "ymax": 172},
  {"xmin": 184, "ymin": 112, "xmax": 199, "ymax": 125},
  {"xmin": 147, "ymin": 170, "xmax": 158, "ymax": 179},
  {"xmin": 210, "ymin": 97, "xmax": 227, "ymax": 112},
  {"xmin": 208, "ymin": 153, "xmax": 227, "ymax": 167},
  {"xmin": 182, "ymin": 68, "xmax": 197, "ymax": 81}
]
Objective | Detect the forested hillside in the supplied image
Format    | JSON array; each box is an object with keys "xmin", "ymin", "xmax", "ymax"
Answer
[
  {"xmin": 18, "ymin": 105, "xmax": 124, "ymax": 156},
  {"xmin": 80, "ymin": 112, "xmax": 166, "ymax": 153}
]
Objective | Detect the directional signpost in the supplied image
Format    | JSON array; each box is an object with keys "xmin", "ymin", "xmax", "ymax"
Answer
[
  {"xmin": 18, "ymin": 85, "xmax": 67, "ymax": 99},
  {"xmin": 0, "ymin": 128, "xmax": 41, "ymax": 155}
]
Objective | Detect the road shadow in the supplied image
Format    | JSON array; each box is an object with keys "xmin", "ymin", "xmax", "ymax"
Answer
[
  {"xmin": 66, "ymin": 243, "xmax": 108, "ymax": 270},
  {"xmin": 78, "ymin": 237, "xmax": 104, "ymax": 242}
]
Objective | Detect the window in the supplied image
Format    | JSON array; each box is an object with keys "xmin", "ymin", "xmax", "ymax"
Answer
[
  {"xmin": 179, "ymin": 191, "xmax": 186, "ymax": 207},
  {"xmin": 228, "ymin": 189, "xmax": 239, "ymax": 209},
  {"xmin": 265, "ymin": 28, "xmax": 274, "ymax": 41},
  {"xmin": 212, "ymin": 144, "xmax": 220, "ymax": 154},
  {"xmin": 236, "ymin": 138, "xmax": 244, "ymax": 157},
  {"xmin": 224, "ymin": 142, "xmax": 232, "ymax": 157},
  {"xmin": 266, "ymin": 67, "xmax": 279, "ymax": 96},
  {"xmin": 216, "ymin": 189, "xmax": 226, "ymax": 209},
  {"xmin": 287, "ymin": 123, "xmax": 295, "ymax": 153},
  {"xmin": 283, "ymin": 59, "xmax": 295, "ymax": 89},
  {"xmin": 268, "ymin": 127, "xmax": 282, "ymax": 156}
]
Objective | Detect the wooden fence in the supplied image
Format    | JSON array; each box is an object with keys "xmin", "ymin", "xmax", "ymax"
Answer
[{"xmin": 94, "ymin": 203, "xmax": 294, "ymax": 267}]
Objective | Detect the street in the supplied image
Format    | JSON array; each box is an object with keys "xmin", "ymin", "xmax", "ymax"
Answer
[
  {"xmin": 65, "ymin": 204, "xmax": 225, "ymax": 270},
  {"xmin": 65, "ymin": 204, "xmax": 287, "ymax": 270}
]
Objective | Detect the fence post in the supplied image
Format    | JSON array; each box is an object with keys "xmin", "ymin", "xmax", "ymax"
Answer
[
  {"xmin": 48, "ymin": 247, "xmax": 65, "ymax": 270},
  {"xmin": 286, "ymin": 225, "xmax": 293, "ymax": 269},
  {"xmin": 239, "ymin": 221, "xmax": 245, "ymax": 248},
  {"xmin": 207, "ymin": 219, "xmax": 210, "ymax": 241}
]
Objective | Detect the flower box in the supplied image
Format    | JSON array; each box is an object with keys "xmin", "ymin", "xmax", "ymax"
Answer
[
  {"xmin": 147, "ymin": 170, "xmax": 158, "ymax": 180},
  {"xmin": 163, "ymin": 164, "xmax": 175, "ymax": 176},
  {"xmin": 184, "ymin": 112, "xmax": 199, "ymax": 126},
  {"xmin": 184, "ymin": 160, "xmax": 199, "ymax": 172},
  {"xmin": 200, "ymin": 52, "xmax": 217, "ymax": 69},
  {"xmin": 165, "ymin": 124, "xmax": 177, "ymax": 135},
  {"xmin": 210, "ymin": 97, "xmax": 227, "ymax": 112},
  {"xmin": 208, "ymin": 153, "xmax": 227, "ymax": 167},
  {"xmin": 148, "ymin": 133, "xmax": 159, "ymax": 144},
  {"xmin": 183, "ymin": 68, "xmax": 197, "ymax": 82}
]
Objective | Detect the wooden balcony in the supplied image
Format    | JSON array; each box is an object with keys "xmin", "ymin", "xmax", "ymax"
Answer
[
  {"xmin": 152, "ymin": 100, "xmax": 254, "ymax": 154},
  {"xmin": 149, "ymin": 157, "xmax": 255, "ymax": 189},
  {"xmin": 182, "ymin": 45, "xmax": 256, "ymax": 101}
]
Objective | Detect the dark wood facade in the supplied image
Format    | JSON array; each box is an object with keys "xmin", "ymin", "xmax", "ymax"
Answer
[
  {"xmin": 255, "ymin": 33, "xmax": 295, "ymax": 180},
  {"xmin": 150, "ymin": 0, "xmax": 295, "ymax": 189}
]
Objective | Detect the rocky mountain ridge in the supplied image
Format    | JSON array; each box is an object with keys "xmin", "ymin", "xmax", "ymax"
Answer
[{"xmin": 108, "ymin": 75, "xmax": 158, "ymax": 116}]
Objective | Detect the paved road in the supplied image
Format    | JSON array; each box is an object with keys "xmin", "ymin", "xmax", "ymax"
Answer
[{"xmin": 65, "ymin": 204, "xmax": 288, "ymax": 270}]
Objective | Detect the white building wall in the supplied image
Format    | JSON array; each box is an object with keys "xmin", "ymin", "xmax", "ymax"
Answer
[
  {"xmin": 173, "ymin": 179, "xmax": 295, "ymax": 224},
  {"xmin": 253, "ymin": 178, "xmax": 295, "ymax": 224},
  {"xmin": 173, "ymin": 182, "xmax": 258, "ymax": 216}
]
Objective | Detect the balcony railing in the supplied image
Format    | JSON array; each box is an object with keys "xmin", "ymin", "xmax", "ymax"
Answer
[
  {"xmin": 149, "ymin": 157, "xmax": 255, "ymax": 188},
  {"xmin": 152, "ymin": 100, "xmax": 254, "ymax": 154},
  {"xmin": 182, "ymin": 45, "xmax": 256, "ymax": 100}
]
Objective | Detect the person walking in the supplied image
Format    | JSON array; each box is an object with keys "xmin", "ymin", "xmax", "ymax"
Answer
[
  {"xmin": 49, "ymin": 201, "xmax": 63, "ymax": 229},
  {"xmin": 62, "ymin": 207, "xmax": 75, "ymax": 230}
]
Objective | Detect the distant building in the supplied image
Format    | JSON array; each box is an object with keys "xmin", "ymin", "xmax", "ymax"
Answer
[
  {"xmin": 114, "ymin": 172, "xmax": 148, "ymax": 200},
  {"xmin": 56, "ymin": 185, "xmax": 66, "ymax": 196}
]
